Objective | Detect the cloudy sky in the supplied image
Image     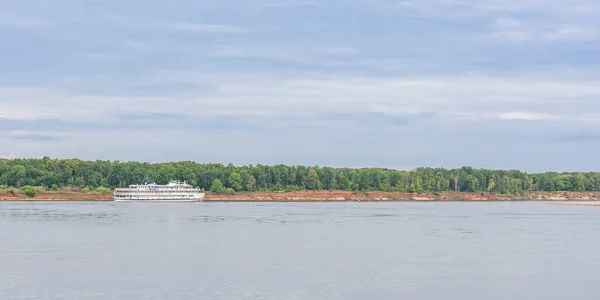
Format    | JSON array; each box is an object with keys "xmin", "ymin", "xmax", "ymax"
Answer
[{"xmin": 1, "ymin": 0, "xmax": 600, "ymax": 172}]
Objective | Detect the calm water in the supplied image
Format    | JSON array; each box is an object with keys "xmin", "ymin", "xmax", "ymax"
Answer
[{"xmin": 1, "ymin": 201, "xmax": 599, "ymax": 300}]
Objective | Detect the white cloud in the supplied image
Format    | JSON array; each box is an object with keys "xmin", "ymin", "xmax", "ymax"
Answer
[
  {"xmin": 97, "ymin": 14, "xmax": 249, "ymax": 33},
  {"xmin": 0, "ymin": 130, "xmax": 66, "ymax": 141},
  {"xmin": 0, "ymin": 13, "xmax": 250, "ymax": 36},
  {"xmin": 497, "ymin": 111, "xmax": 600, "ymax": 122},
  {"xmin": 206, "ymin": 45, "xmax": 295, "ymax": 60},
  {"xmin": 74, "ymin": 52, "xmax": 119, "ymax": 61},
  {"xmin": 498, "ymin": 111, "xmax": 554, "ymax": 120},
  {"xmin": 204, "ymin": 44, "xmax": 364, "ymax": 63},
  {"xmin": 0, "ymin": 17, "xmax": 54, "ymax": 28},
  {"xmin": 541, "ymin": 26, "xmax": 599, "ymax": 41},
  {"xmin": 358, "ymin": 1, "xmax": 600, "ymax": 43},
  {"xmin": 488, "ymin": 15, "xmax": 600, "ymax": 42},
  {"xmin": 0, "ymin": 87, "xmax": 64, "ymax": 120},
  {"xmin": 0, "ymin": 153, "xmax": 17, "ymax": 159},
  {"xmin": 259, "ymin": 0, "xmax": 324, "ymax": 7},
  {"xmin": 0, "ymin": 109, "xmax": 58, "ymax": 120},
  {"xmin": 321, "ymin": 46, "xmax": 361, "ymax": 55},
  {"xmin": 2, "ymin": 72, "xmax": 600, "ymax": 126},
  {"xmin": 366, "ymin": 0, "xmax": 600, "ymax": 15},
  {"xmin": 164, "ymin": 21, "xmax": 249, "ymax": 33},
  {"xmin": 490, "ymin": 23, "xmax": 600, "ymax": 42}
]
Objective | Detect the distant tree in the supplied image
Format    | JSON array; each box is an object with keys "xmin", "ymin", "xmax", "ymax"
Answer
[
  {"xmin": 453, "ymin": 170, "xmax": 460, "ymax": 192},
  {"xmin": 6, "ymin": 165, "xmax": 26, "ymax": 187},
  {"xmin": 246, "ymin": 175, "xmax": 256, "ymax": 192},
  {"xmin": 0, "ymin": 158, "xmax": 599, "ymax": 194},
  {"xmin": 228, "ymin": 172, "xmax": 243, "ymax": 191},
  {"xmin": 210, "ymin": 179, "xmax": 224, "ymax": 193},
  {"xmin": 308, "ymin": 168, "xmax": 320, "ymax": 190},
  {"xmin": 487, "ymin": 179, "xmax": 496, "ymax": 193}
]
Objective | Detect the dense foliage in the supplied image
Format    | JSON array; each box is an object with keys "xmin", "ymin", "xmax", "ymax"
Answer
[{"xmin": 1, "ymin": 158, "xmax": 599, "ymax": 194}]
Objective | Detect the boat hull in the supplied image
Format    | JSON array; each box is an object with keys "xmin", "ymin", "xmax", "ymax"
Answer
[
  {"xmin": 114, "ymin": 195, "xmax": 205, "ymax": 202},
  {"xmin": 114, "ymin": 199, "xmax": 202, "ymax": 203}
]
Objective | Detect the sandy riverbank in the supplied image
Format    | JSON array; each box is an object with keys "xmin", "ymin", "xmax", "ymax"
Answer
[
  {"xmin": 204, "ymin": 191, "xmax": 600, "ymax": 202},
  {"xmin": 2, "ymin": 190, "xmax": 600, "ymax": 202}
]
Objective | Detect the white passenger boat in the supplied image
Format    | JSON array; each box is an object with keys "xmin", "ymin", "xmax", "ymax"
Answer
[{"xmin": 113, "ymin": 181, "xmax": 205, "ymax": 202}]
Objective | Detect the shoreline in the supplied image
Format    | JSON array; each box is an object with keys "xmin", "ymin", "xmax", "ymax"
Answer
[
  {"xmin": 2, "ymin": 190, "xmax": 600, "ymax": 202},
  {"xmin": 552, "ymin": 201, "xmax": 600, "ymax": 206}
]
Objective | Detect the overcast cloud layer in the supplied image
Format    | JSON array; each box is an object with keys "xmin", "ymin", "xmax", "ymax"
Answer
[{"xmin": 1, "ymin": 0, "xmax": 600, "ymax": 172}]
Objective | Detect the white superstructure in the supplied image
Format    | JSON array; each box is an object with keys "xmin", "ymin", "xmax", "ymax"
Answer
[{"xmin": 113, "ymin": 181, "xmax": 205, "ymax": 202}]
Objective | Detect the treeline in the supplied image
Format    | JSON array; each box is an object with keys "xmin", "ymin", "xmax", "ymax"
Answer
[{"xmin": 1, "ymin": 158, "xmax": 600, "ymax": 194}]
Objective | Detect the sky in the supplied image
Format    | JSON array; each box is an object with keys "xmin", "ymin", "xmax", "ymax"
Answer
[{"xmin": 1, "ymin": 0, "xmax": 600, "ymax": 172}]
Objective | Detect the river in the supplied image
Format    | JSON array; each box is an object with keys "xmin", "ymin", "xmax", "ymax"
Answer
[{"xmin": 1, "ymin": 201, "xmax": 599, "ymax": 299}]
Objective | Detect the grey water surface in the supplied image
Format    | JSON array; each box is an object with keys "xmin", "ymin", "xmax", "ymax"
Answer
[{"xmin": 1, "ymin": 201, "xmax": 599, "ymax": 300}]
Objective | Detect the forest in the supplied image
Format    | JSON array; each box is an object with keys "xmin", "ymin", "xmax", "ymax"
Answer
[{"xmin": 1, "ymin": 157, "xmax": 599, "ymax": 194}]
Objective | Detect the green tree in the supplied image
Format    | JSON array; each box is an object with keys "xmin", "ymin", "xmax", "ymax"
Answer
[
  {"xmin": 7, "ymin": 165, "xmax": 26, "ymax": 187},
  {"xmin": 246, "ymin": 175, "xmax": 256, "ymax": 192},
  {"xmin": 228, "ymin": 172, "xmax": 243, "ymax": 191},
  {"xmin": 487, "ymin": 178, "xmax": 496, "ymax": 193},
  {"xmin": 210, "ymin": 179, "xmax": 224, "ymax": 193},
  {"xmin": 308, "ymin": 168, "xmax": 320, "ymax": 190},
  {"xmin": 2, "ymin": 158, "xmax": 600, "ymax": 194},
  {"xmin": 573, "ymin": 174, "xmax": 585, "ymax": 191}
]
